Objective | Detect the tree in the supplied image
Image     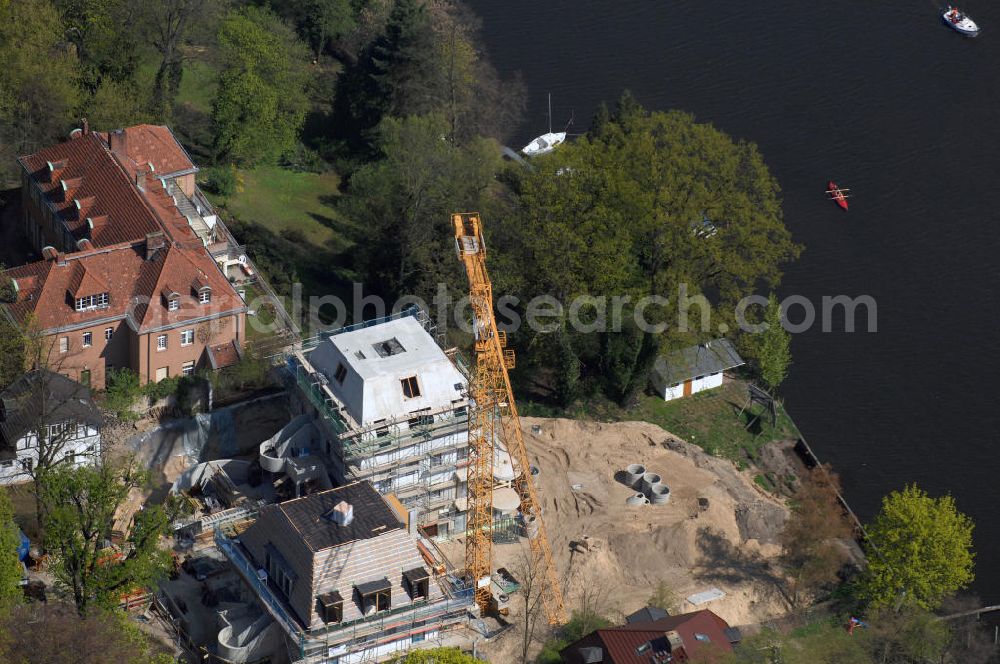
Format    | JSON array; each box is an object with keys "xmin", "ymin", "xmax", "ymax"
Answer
[
  {"xmin": 39, "ymin": 461, "xmax": 179, "ymax": 615},
  {"xmin": 82, "ymin": 78, "xmax": 151, "ymax": 131},
  {"xmin": 55, "ymin": 0, "xmax": 138, "ymax": 91},
  {"xmin": 735, "ymin": 623, "xmax": 872, "ymax": 664},
  {"xmin": 0, "ymin": 0, "xmax": 80, "ymax": 180},
  {"xmin": 0, "ymin": 490, "xmax": 23, "ymax": 612},
  {"xmin": 136, "ymin": 0, "xmax": 221, "ymax": 120},
  {"xmin": 339, "ymin": 113, "xmax": 502, "ymax": 303},
  {"xmin": 509, "ymin": 545, "xmax": 548, "ymax": 664},
  {"xmin": 387, "ymin": 647, "xmax": 484, "ymax": 663},
  {"xmin": 780, "ymin": 465, "xmax": 853, "ymax": 606},
  {"xmin": 333, "ymin": 0, "xmax": 438, "ymax": 150},
  {"xmin": 211, "ymin": 6, "xmax": 310, "ymax": 165},
  {"xmin": 647, "ymin": 580, "xmax": 680, "ymax": 615},
  {"xmin": 270, "ymin": 0, "xmax": 356, "ymax": 60},
  {"xmin": 496, "ymin": 96, "xmax": 800, "ymax": 404},
  {"xmin": 858, "ymin": 484, "xmax": 974, "ymax": 611},
  {"xmin": 0, "ymin": 601, "xmax": 174, "ymax": 663},
  {"xmin": 858, "ymin": 605, "xmax": 949, "ymax": 664},
  {"xmin": 744, "ymin": 293, "xmax": 791, "ymax": 392}
]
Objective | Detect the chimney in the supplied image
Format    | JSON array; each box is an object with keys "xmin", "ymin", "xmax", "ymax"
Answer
[
  {"xmin": 145, "ymin": 231, "xmax": 166, "ymax": 260},
  {"xmin": 109, "ymin": 129, "xmax": 127, "ymax": 161},
  {"xmin": 665, "ymin": 631, "xmax": 684, "ymax": 651},
  {"xmin": 330, "ymin": 500, "xmax": 354, "ymax": 526},
  {"xmin": 135, "ymin": 163, "xmax": 151, "ymax": 191},
  {"xmin": 82, "ymin": 117, "xmax": 89, "ymax": 135}
]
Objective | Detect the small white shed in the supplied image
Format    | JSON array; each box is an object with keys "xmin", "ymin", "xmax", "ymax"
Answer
[{"xmin": 650, "ymin": 339, "xmax": 745, "ymax": 401}]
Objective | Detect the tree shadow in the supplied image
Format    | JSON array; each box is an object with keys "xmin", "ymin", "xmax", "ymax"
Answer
[{"xmin": 694, "ymin": 526, "xmax": 792, "ymax": 607}]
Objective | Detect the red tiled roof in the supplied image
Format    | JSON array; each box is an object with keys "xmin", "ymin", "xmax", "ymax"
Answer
[
  {"xmin": 18, "ymin": 133, "xmax": 163, "ymax": 248},
  {"xmin": 208, "ymin": 341, "xmax": 241, "ymax": 369},
  {"xmin": 4, "ymin": 242, "xmax": 245, "ymax": 334},
  {"xmin": 101, "ymin": 125, "xmax": 195, "ymax": 177},
  {"xmin": 561, "ymin": 610, "xmax": 734, "ymax": 663}
]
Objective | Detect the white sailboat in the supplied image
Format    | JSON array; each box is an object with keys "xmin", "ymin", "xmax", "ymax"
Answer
[{"xmin": 522, "ymin": 94, "xmax": 566, "ymax": 157}]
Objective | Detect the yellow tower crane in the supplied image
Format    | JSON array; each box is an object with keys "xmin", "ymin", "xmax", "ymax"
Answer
[{"xmin": 452, "ymin": 212, "xmax": 566, "ymax": 626}]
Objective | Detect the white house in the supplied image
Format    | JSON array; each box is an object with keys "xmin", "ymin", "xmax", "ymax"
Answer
[
  {"xmin": 0, "ymin": 371, "xmax": 102, "ymax": 484},
  {"xmin": 650, "ymin": 339, "xmax": 745, "ymax": 401},
  {"xmin": 294, "ymin": 311, "xmax": 470, "ymax": 538}
]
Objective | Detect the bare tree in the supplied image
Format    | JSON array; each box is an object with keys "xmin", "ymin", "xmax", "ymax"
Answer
[
  {"xmin": 135, "ymin": 0, "xmax": 222, "ymax": 119},
  {"xmin": 1, "ymin": 315, "xmax": 101, "ymax": 530},
  {"xmin": 509, "ymin": 543, "xmax": 549, "ymax": 664}
]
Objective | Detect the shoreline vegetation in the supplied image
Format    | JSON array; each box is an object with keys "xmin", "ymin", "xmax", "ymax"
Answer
[{"xmin": 0, "ymin": 0, "xmax": 991, "ymax": 662}]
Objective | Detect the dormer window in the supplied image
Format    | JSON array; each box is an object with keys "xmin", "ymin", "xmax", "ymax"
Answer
[
  {"xmin": 168, "ymin": 298, "xmax": 179, "ymax": 311},
  {"xmin": 199, "ymin": 289, "xmax": 211, "ymax": 304},
  {"xmin": 400, "ymin": 376, "xmax": 421, "ymax": 399},
  {"xmin": 75, "ymin": 293, "xmax": 109, "ymax": 312}
]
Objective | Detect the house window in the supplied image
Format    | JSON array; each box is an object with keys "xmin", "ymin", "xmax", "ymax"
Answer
[
  {"xmin": 104, "ymin": 327, "xmax": 113, "ymax": 341},
  {"xmin": 80, "ymin": 369, "xmax": 90, "ymax": 386},
  {"xmin": 59, "ymin": 337, "xmax": 68, "ymax": 353},
  {"xmin": 400, "ymin": 376, "xmax": 421, "ymax": 399},
  {"xmin": 155, "ymin": 367, "xmax": 169, "ymax": 382},
  {"xmin": 168, "ymin": 298, "xmax": 179, "ymax": 311},
  {"xmin": 180, "ymin": 329, "xmax": 194, "ymax": 346},
  {"xmin": 199, "ymin": 289, "xmax": 211, "ymax": 304},
  {"xmin": 182, "ymin": 361, "xmax": 195, "ymax": 376},
  {"xmin": 355, "ymin": 578, "xmax": 392, "ymax": 614},
  {"xmin": 82, "ymin": 332, "xmax": 92, "ymax": 348},
  {"xmin": 75, "ymin": 293, "xmax": 109, "ymax": 312},
  {"xmin": 333, "ymin": 363, "xmax": 347, "ymax": 384},
  {"xmin": 65, "ymin": 452, "xmax": 76, "ymax": 466},
  {"xmin": 21, "ymin": 458, "xmax": 32, "ymax": 472},
  {"xmin": 157, "ymin": 334, "xmax": 167, "ymax": 351},
  {"xmin": 0, "ymin": 460, "xmax": 13, "ymax": 469},
  {"xmin": 318, "ymin": 591, "xmax": 344, "ymax": 624},
  {"xmin": 403, "ymin": 568, "xmax": 430, "ymax": 601}
]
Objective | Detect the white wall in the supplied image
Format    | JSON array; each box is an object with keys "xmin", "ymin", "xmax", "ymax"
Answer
[
  {"xmin": 661, "ymin": 372, "xmax": 724, "ymax": 402},
  {"xmin": 0, "ymin": 423, "xmax": 101, "ymax": 485}
]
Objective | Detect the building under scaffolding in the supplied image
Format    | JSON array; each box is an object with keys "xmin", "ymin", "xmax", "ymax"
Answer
[
  {"xmin": 217, "ymin": 481, "xmax": 474, "ymax": 663},
  {"xmin": 290, "ymin": 310, "xmax": 471, "ymax": 539}
]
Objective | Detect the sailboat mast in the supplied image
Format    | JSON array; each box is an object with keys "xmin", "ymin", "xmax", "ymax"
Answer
[{"xmin": 548, "ymin": 93, "xmax": 552, "ymax": 134}]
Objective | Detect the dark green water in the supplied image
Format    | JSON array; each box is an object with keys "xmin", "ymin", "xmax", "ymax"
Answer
[{"xmin": 467, "ymin": 0, "xmax": 1000, "ymax": 601}]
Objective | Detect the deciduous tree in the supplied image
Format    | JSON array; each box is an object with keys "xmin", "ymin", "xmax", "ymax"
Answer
[
  {"xmin": 744, "ymin": 293, "xmax": 791, "ymax": 392},
  {"xmin": 388, "ymin": 647, "xmax": 484, "ymax": 663},
  {"xmin": 0, "ymin": 490, "xmax": 23, "ymax": 612},
  {"xmin": 0, "ymin": 0, "xmax": 80, "ymax": 180},
  {"xmin": 40, "ymin": 461, "xmax": 179, "ymax": 615},
  {"xmin": 859, "ymin": 484, "xmax": 974, "ymax": 611},
  {"xmin": 211, "ymin": 6, "xmax": 310, "ymax": 165},
  {"xmin": 340, "ymin": 113, "xmax": 502, "ymax": 302},
  {"xmin": 780, "ymin": 465, "xmax": 853, "ymax": 606}
]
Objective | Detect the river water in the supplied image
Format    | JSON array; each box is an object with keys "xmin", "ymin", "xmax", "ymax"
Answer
[{"xmin": 466, "ymin": 0, "xmax": 1000, "ymax": 601}]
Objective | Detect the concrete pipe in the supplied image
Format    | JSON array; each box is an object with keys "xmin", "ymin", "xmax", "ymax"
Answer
[
  {"xmin": 624, "ymin": 464, "xmax": 646, "ymax": 487},
  {"xmin": 641, "ymin": 472, "xmax": 662, "ymax": 494},
  {"xmin": 648, "ymin": 482, "xmax": 671, "ymax": 505},
  {"xmin": 625, "ymin": 492, "xmax": 649, "ymax": 506}
]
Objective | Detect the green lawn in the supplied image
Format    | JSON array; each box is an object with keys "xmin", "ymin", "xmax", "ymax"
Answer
[
  {"xmin": 177, "ymin": 58, "xmax": 219, "ymax": 115},
  {"xmin": 523, "ymin": 379, "xmax": 800, "ymax": 463},
  {"xmin": 222, "ymin": 166, "xmax": 350, "ymax": 250}
]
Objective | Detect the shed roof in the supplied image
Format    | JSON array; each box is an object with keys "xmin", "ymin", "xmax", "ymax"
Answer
[{"xmin": 652, "ymin": 339, "xmax": 744, "ymax": 387}]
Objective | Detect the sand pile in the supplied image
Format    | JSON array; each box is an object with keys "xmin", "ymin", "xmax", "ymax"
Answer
[{"xmin": 488, "ymin": 417, "xmax": 793, "ymax": 632}]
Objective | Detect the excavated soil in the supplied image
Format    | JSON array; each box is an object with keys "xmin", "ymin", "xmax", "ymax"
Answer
[{"xmin": 473, "ymin": 417, "xmax": 793, "ymax": 661}]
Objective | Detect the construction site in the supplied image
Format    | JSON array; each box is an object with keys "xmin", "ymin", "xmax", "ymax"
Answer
[{"xmin": 108, "ymin": 212, "xmax": 800, "ymax": 664}]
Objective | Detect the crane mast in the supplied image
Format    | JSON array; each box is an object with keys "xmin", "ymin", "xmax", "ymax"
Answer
[{"xmin": 452, "ymin": 212, "xmax": 566, "ymax": 625}]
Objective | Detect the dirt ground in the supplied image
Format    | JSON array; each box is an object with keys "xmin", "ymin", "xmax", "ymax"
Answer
[{"xmin": 465, "ymin": 417, "xmax": 794, "ymax": 661}]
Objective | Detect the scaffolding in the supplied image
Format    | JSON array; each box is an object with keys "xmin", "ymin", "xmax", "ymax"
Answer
[
  {"xmin": 216, "ymin": 529, "xmax": 474, "ymax": 664},
  {"xmin": 288, "ymin": 313, "xmax": 473, "ymax": 538}
]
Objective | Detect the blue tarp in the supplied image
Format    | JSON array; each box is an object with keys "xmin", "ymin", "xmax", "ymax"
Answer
[{"xmin": 17, "ymin": 529, "xmax": 29, "ymax": 561}]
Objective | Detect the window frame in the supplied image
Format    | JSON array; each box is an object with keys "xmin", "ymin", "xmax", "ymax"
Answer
[
  {"xmin": 156, "ymin": 334, "xmax": 167, "ymax": 351},
  {"xmin": 104, "ymin": 327, "xmax": 113, "ymax": 341},
  {"xmin": 400, "ymin": 376, "xmax": 421, "ymax": 399},
  {"xmin": 82, "ymin": 331, "xmax": 92, "ymax": 348},
  {"xmin": 168, "ymin": 297, "xmax": 179, "ymax": 312},
  {"xmin": 182, "ymin": 361, "xmax": 195, "ymax": 376},
  {"xmin": 59, "ymin": 337, "xmax": 69, "ymax": 353},
  {"xmin": 180, "ymin": 329, "xmax": 194, "ymax": 347},
  {"xmin": 199, "ymin": 289, "xmax": 211, "ymax": 304}
]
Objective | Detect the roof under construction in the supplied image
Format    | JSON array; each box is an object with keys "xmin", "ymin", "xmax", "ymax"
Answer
[{"xmin": 262, "ymin": 481, "xmax": 402, "ymax": 552}]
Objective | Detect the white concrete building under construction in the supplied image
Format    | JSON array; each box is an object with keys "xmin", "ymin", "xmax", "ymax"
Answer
[{"xmin": 290, "ymin": 310, "xmax": 470, "ymax": 539}]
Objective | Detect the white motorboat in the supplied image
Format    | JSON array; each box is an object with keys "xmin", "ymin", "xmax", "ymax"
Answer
[
  {"xmin": 522, "ymin": 93, "xmax": 568, "ymax": 157},
  {"xmin": 522, "ymin": 131, "xmax": 566, "ymax": 157},
  {"xmin": 942, "ymin": 6, "xmax": 980, "ymax": 36}
]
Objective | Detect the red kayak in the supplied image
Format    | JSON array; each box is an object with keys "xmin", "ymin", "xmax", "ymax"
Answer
[{"xmin": 827, "ymin": 181, "xmax": 849, "ymax": 210}]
